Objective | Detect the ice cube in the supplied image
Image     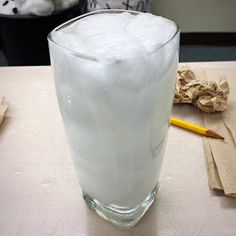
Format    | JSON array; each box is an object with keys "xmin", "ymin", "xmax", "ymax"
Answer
[
  {"xmin": 53, "ymin": 12, "xmax": 177, "ymax": 60},
  {"xmin": 73, "ymin": 12, "xmax": 135, "ymax": 36},
  {"xmin": 127, "ymin": 13, "xmax": 177, "ymax": 52},
  {"xmin": 52, "ymin": 31, "xmax": 90, "ymax": 55}
]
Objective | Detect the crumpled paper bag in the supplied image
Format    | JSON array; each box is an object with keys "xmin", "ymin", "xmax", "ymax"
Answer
[{"xmin": 174, "ymin": 68, "xmax": 229, "ymax": 113}]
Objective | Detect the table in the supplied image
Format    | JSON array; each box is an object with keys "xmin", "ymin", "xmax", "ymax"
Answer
[{"xmin": 0, "ymin": 62, "xmax": 236, "ymax": 236}]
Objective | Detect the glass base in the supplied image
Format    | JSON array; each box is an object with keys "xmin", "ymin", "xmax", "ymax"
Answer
[{"xmin": 83, "ymin": 184, "xmax": 158, "ymax": 228}]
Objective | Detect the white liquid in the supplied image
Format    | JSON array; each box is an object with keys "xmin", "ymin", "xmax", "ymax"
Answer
[{"xmin": 49, "ymin": 12, "xmax": 179, "ymax": 208}]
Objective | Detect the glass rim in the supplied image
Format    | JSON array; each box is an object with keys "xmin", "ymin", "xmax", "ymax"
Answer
[{"xmin": 48, "ymin": 9, "xmax": 180, "ymax": 62}]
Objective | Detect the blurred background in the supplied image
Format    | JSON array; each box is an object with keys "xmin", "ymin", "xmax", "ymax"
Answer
[
  {"xmin": 0, "ymin": 0, "xmax": 236, "ymax": 66},
  {"xmin": 153, "ymin": 0, "xmax": 236, "ymax": 62}
]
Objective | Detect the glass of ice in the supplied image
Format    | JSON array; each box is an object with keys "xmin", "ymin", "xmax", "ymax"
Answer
[{"xmin": 48, "ymin": 9, "xmax": 180, "ymax": 228}]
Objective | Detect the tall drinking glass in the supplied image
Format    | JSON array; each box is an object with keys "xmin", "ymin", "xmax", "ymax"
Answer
[{"xmin": 48, "ymin": 9, "xmax": 180, "ymax": 228}]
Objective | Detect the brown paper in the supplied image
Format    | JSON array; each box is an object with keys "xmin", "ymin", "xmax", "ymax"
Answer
[
  {"xmin": 0, "ymin": 96, "xmax": 7, "ymax": 126},
  {"xmin": 203, "ymin": 113, "xmax": 236, "ymax": 197},
  {"xmin": 189, "ymin": 67, "xmax": 236, "ymax": 197},
  {"xmin": 202, "ymin": 137, "xmax": 223, "ymax": 190}
]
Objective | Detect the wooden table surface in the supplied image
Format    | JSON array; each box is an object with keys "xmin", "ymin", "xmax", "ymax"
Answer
[{"xmin": 0, "ymin": 62, "xmax": 236, "ymax": 236}]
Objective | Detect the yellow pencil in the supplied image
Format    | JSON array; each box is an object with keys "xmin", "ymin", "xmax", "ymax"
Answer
[{"xmin": 170, "ymin": 117, "xmax": 224, "ymax": 139}]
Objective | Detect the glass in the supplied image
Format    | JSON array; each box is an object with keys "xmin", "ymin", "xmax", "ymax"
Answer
[{"xmin": 48, "ymin": 9, "xmax": 180, "ymax": 228}]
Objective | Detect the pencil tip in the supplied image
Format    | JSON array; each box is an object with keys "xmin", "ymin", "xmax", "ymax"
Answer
[{"xmin": 206, "ymin": 130, "xmax": 224, "ymax": 139}]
